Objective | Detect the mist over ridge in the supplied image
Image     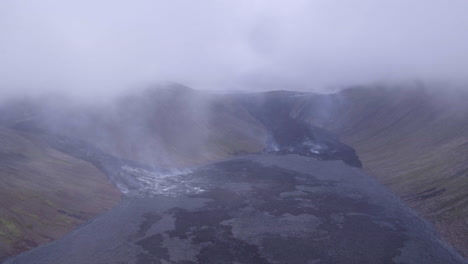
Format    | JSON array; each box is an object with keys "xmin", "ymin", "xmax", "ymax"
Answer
[{"xmin": 1, "ymin": 1, "xmax": 468, "ymax": 262}]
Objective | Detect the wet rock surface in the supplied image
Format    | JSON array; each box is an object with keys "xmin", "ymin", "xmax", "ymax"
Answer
[{"xmin": 4, "ymin": 155, "xmax": 466, "ymax": 264}]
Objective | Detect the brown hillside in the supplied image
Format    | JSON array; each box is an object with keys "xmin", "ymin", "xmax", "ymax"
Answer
[
  {"xmin": 296, "ymin": 86, "xmax": 468, "ymax": 256},
  {"xmin": 0, "ymin": 128, "xmax": 121, "ymax": 261}
]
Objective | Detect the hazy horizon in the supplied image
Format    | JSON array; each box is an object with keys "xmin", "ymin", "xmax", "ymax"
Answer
[{"xmin": 2, "ymin": 0, "xmax": 468, "ymax": 99}]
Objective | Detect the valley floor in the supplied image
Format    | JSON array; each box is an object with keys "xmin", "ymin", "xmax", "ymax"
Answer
[{"xmin": 4, "ymin": 154, "xmax": 466, "ymax": 264}]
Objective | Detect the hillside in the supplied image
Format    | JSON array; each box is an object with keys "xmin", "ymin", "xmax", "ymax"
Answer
[
  {"xmin": 287, "ymin": 86, "xmax": 468, "ymax": 256},
  {"xmin": 0, "ymin": 84, "xmax": 467, "ymax": 260},
  {"xmin": 0, "ymin": 128, "xmax": 121, "ymax": 261},
  {"xmin": 29, "ymin": 85, "xmax": 268, "ymax": 168}
]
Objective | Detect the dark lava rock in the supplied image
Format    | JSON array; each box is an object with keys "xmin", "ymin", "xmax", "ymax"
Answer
[
  {"xmin": 237, "ymin": 92, "xmax": 362, "ymax": 168},
  {"xmin": 4, "ymin": 154, "xmax": 466, "ymax": 264}
]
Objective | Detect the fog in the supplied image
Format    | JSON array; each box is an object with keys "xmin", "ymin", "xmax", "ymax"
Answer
[{"xmin": 1, "ymin": 0, "xmax": 468, "ymax": 99}]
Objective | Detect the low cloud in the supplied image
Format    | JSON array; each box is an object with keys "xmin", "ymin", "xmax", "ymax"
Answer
[{"xmin": 1, "ymin": 0, "xmax": 468, "ymax": 99}]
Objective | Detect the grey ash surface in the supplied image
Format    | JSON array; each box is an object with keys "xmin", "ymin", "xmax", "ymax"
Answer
[{"xmin": 4, "ymin": 155, "xmax": 466, "ymax": 264}]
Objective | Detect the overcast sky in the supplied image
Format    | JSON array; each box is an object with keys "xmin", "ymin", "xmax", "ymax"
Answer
[{"xmin": 1, "ymin": 0, "xmax": 468, "ymax": 98}]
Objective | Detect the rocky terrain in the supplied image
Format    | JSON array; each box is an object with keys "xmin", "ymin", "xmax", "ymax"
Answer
[
  {"xmin": 0, "ymin": 84, "xmax": 467, "ymax": 261},
  {"xmin": 286, "ymin": 86, "xmax": 468, "ymax": 256},
  {"xmin": 4, "ymin": 155, "xmax": 466, "ymax": 264}
]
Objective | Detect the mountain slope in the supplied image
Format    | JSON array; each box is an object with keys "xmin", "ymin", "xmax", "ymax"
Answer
[
  {"xmin": 0, "ymin": 128, "xmax": 121, "ymax": 261},
  {"xmin": 34, "ymin": 86, "xmax": 268, "ymax": 168},
  {"xmin": 1, "ymin": 84, "xmax": 467, "ymax": 259},
  {"xmin": 288, "ymin": 86, "xmax": 468, "ymax": 256}
]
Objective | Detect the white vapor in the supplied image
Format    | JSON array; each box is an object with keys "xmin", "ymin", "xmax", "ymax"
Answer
[{"xmin": 1, "ymin": 0, "xmax": 468, "ymax": 98}]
